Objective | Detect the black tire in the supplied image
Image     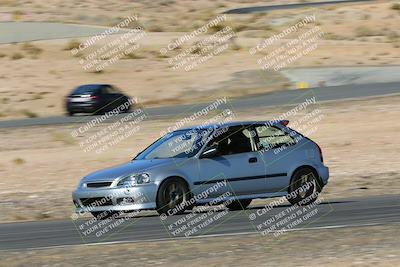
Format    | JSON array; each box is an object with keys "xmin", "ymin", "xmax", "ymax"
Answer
[
  {"xmin": 287, "ymin": 167, "xmax": 321, "ymax": 206},
  {"xmin": 67, "ymin": 111, "xmax": 74, "ymax": 116},
  {"xmin": 123, "ymin": 104, "xmax": 132, "ymax": 113},
  {"xmin": 225, "ymin": 199, "xmax": 252, "ymax": 211},
  {"xmin": 93, "ymin": 109, "xmax": 105, "ymax": 116},
  {"xmin": 156, "ymin": 177, "xmax": 191, "ymax": 216},
  {"xmin": 91, "ymin": 211, "xmax": 119, "ymax": 220}
]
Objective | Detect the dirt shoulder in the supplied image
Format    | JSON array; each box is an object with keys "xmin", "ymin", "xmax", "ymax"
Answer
[{"xmin": 1, "ymin": 224, "xmax": 399, "ymax": 266}]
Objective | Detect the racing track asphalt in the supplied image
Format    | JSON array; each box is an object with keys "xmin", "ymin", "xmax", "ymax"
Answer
[
  {"xmin": 223, "ymin": 0, "xmax": 372, "ymax": 14},
  {"xmin": 0, "ymin": 194, "xmax": 398, "ymax": 251}
]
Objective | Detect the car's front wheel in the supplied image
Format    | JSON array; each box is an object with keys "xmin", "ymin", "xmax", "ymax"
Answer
[
  {"xmin": 156, "ymin": 177, "xmax": 191, "ymax": 216},
  {"xmin": 287, "ymin": 167, "xmax": 321, "ymax": 206}
]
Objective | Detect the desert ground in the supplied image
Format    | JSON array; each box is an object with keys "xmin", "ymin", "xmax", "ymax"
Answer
[
  {"xmin": 0, "ymin": 94, "xmax": 399, "ymax": 222},
  {"xmin": 1, "ymin": 224, "xmax": 399, "ymax": 266},
  {"xmin": 0, "ymin": 0, "xmax": 399, "ymax": 119}
]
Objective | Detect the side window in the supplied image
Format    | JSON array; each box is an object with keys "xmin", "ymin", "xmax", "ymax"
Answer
[
  {"xmin": 107, "ymin": 86, "xmax": 120, "ymax": 94},
  {"xmin": 208, "ymin": 126, "xmax": 255, "ymax": 156},
  {"xmin": 255, "ymin": 125, "xmax": 296, "ymax": 151},
  {"xmin": 100, "ymin": 86, "xmax": 110, "ymax": 95},
  {"xmin": 101, "ymin": 85, "xmax": 118, "ymax": 94}
]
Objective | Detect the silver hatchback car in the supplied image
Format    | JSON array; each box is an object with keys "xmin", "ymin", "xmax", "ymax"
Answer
[{"xmin": 73, "ymin": 120, "xmax": 329, "ymax": 218}]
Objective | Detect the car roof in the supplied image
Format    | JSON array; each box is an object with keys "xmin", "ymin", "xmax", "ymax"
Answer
[
  {"xmin": 75, "ymin": 84, "xmax": 111, "ymax": 89},
  {"xmin": 178, "ymin": 120, "xmax": 281, "ymax": 131},
  {"xmin": 78, "ymin": 83, "xmax": 110, "ymax": 87}
]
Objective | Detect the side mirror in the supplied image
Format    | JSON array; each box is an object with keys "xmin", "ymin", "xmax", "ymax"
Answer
[{"xmin": 200, "ymin": 146, "xmax": 219, "ymax": 158}]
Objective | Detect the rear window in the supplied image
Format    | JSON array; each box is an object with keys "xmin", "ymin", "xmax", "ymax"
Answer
[
  {"xmin": 255, "ymin": 125, "xmax": 296, "ymax": 150},
  {"xmin": 71, "ymin": 85, "xmax": 101, "ymax": 95}
]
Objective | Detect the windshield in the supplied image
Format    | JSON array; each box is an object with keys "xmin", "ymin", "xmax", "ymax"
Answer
[{"xmin": 135, "ymin": 128, "xmax": 213, "ymax": 160}]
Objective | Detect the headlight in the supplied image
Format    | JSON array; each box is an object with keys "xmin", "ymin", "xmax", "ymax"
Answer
[
  {"xmin": 117, "ymin": 173, "xmax": 150, "ymax": 187},
  {"xmin": 77, "ymin": 180, "xmax": 85, "ymax": 189}
]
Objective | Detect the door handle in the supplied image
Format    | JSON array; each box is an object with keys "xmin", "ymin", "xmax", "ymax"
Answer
[{"xmin": 249, "ymin": 157, "xmax": 257, "ymax": 163}]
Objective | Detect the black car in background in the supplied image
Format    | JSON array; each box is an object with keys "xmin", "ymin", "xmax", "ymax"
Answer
[{"xmin": 66, "ymin": 84, "xmax": 132, "ymax": 116}]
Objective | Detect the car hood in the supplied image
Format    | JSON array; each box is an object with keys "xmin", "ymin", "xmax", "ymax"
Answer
[{"xmin": 82, "ymin": 158, "xmax": 176, "ymax": 182}]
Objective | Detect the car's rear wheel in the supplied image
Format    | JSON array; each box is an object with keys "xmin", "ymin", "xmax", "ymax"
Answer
[
  {"xmin": 93, "ymin": 109, "xmax": 105, "ymax": 116},
  {"xmin": 123, "ymin": 104, "xmax": 132, "ymax": 113},
  {"xmin": 67, "ymin": 111, "xmax": 74, "ymax": 116},
  {"xmin": 287, "ymin": 167, "xmax": 321, "ymax": 206},
  {"xmin": 225, "ymin": 199, "xmax": 252, "ymax": 211},
  {"xmin": 156, "ymin": 178, "xmax": 190, "ymax": 216}
]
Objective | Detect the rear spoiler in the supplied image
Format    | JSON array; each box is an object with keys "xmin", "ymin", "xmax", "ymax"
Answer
[
  {"xmin": 265, "ymin": 120, "xmax": 289, "ymax": 127},
  {"xmin": 278, "ymin": 120, "xmax": 289, "ymax": 126}
]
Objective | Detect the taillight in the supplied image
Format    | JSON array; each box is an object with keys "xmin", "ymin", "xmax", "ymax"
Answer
[
  {"xmin": 279, "ymin": 120, "xmax": 289, "ymax": 126},
  {"xmin": 90, "ymin": 95, "xmax": 98, "ymax": 100},
  {"xmin": 316, "ymin": 144, "xmax": 324, "ymax": 163}
]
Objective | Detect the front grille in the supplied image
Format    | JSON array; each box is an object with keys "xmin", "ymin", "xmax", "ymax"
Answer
[
  {"xmin": 86, "ymin": 182, "xmax": 112, "ymax": 188},
  {"xmin": 80, "ymin": 197, "xmax": 113, "ymax": 207}
]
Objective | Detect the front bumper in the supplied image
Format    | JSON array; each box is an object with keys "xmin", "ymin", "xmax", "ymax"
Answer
[
  {"xmin": 72, "ymin": 184, "xmax": 158, "ymax": 214},
  {"xmin": 66, "ymin": 102, "xmax": 98, "ymax": 113},
  {"xmin": 317, "ymin": 165, "xmax": 329, "ymax": 186}
]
